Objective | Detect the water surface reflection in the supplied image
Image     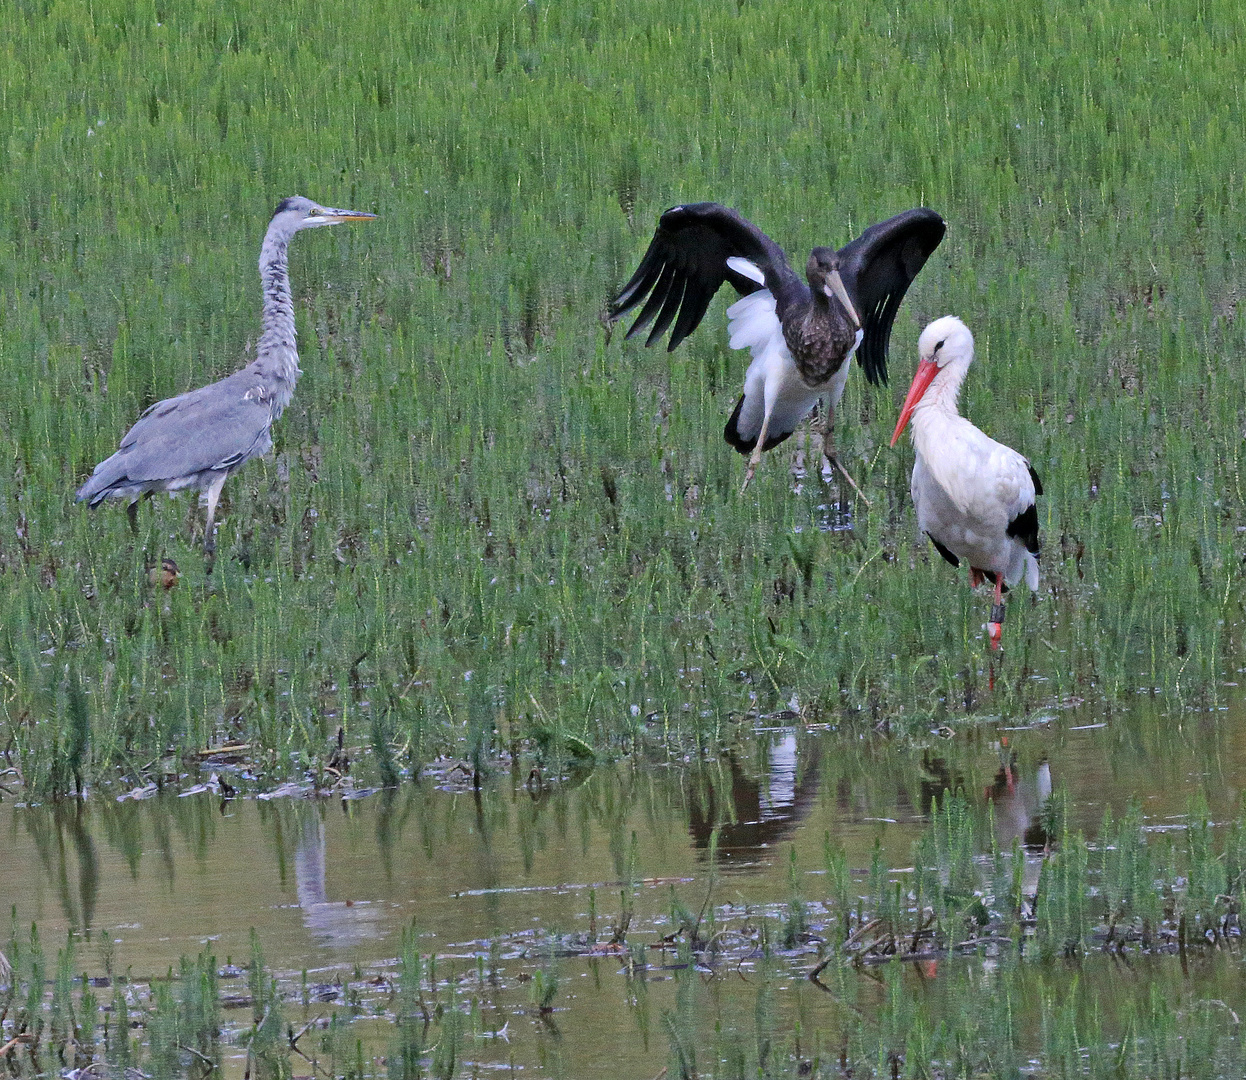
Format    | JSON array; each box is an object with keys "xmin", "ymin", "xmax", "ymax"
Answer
[
  {"xmin": 5, "ymin": 701, "xmax": 1242, "ymax": 970},
  {"xmin": 3, "ymin": 701, "xmax": 1246, "ymax": 1076}
]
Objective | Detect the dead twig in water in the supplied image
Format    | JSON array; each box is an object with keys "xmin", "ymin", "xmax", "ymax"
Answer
[
  {"xmin": 807, "ymin": 958, "xmax": 868, "ymax": 1019},
  {"xmin": 608, "ymin": 908, "xmax": 631, "ymax": 946},
  {"xmin": 843, "ymin": 917, "xmax": 884, "ymax": 950},
  {"xmin": 909, "ymin": 910, "xmax": 936, "ymax": 954},
  {"xmin": 825, "ymin": 452, "xmax": 871, "ymax": 508},
  {"xmin": 809, "ymin": 953, "xmax": 835, "ymax": 983},
  {"xmin": 243, "ymin": 1001, "xmax": 273, "ymax": 1080},
  {"xmin": 288, "ymin": 1018, "xmax": 335, "ymax": 1079},
  {"xmin": 178, "ymin": 1043, "xmax": 215, "ymax": 1068},
  {"xmin": 288, "ymin": 1015, "xmax": 324, "ymax": 1052}
]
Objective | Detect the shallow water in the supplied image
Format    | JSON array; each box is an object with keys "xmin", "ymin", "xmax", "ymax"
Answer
[{"xmin": 4, "ymin": 699, "xmax": 1246, "ymax": 1075}]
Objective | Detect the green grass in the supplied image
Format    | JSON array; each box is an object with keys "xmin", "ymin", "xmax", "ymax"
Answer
[{"xmin": 3, "ymin": 0, "xmax": 1246, "ymax": 792}]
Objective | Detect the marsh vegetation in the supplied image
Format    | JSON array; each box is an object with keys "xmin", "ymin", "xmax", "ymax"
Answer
[
  {"xmin": 7, "ymin": 721, "xmax": 1246, "ymax": 1077},
  {"xmin": 2, "ymin": 0, "xmax": 1245, "ymax": 792},
  {"xmin": 3, "ymin": 0, "xmax": 1246, "ymax": 1074}
]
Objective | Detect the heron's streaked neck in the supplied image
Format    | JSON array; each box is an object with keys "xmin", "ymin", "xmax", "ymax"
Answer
[{"xmin": 256, "ymin": 224, "xmax": 302, "ymax": 387}]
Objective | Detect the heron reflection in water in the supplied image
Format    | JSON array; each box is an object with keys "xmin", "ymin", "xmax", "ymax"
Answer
[{"xmin": 294, "ymin": 812, "xmax": 385, "ymax": 948}]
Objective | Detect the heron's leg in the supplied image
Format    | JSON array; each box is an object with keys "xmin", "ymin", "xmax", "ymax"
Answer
[
  {"xmin": 988, "ymin": 576, "xmax": 1005, "ymax": 651},
  {"xmin": 126, "ymin": 491, "xmax": 153, "ymax": 535},
  {"xmin": 741, "ymin": 409, "xmax": 773, "ymax": 494},
  {"xmin": 202, "ymin": 472, "xmax": 229, "ymax": 559}
]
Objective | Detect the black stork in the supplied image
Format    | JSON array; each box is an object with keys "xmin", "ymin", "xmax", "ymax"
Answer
[{"xmin": 609, "ymin": 203, "xmax": 945, "ymax": 494}]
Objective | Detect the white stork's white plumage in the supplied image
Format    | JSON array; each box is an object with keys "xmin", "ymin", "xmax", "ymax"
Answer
[{"xmin": 890, "ymin": 316, "xmax": 1041, "ymax": 650}]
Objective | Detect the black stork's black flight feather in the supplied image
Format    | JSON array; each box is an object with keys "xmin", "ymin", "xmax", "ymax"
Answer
[{"xmin": 609, "ymin": 203, "xmax": 946, "ymax": 491}]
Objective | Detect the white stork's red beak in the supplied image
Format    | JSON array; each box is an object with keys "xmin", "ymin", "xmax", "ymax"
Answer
[{"xmin": 890, "ymin": 358, "xmax": 939, "ymax": 446}]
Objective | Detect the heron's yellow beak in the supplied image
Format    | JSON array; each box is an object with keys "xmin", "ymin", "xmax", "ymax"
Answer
[{"xmin": 321, "ymin": 208, "xmax": 378, "ymax": 223}]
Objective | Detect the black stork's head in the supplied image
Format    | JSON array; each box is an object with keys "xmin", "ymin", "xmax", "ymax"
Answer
[{"xmin": 806, "ymin": 248, "xmax": 861, "ymax": 328}]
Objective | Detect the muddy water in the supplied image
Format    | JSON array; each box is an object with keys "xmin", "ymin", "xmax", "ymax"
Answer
[{"xmin": 4, "ymin": 699, "xmax": 1246, "ymax": 1075}]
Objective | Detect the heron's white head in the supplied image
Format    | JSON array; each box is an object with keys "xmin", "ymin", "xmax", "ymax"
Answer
[
  {"xmin": 270, "ymin": 195, "xmax": 377, "ymax": 235},
  {"xmin": 890, "ymin": 316, "xmax": 975, "ymax": 446}
]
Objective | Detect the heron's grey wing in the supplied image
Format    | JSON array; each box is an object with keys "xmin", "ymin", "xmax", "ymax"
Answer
[
  {"xmin": 78, "ymin": 371, "xmax": 274, "ymax": 502},
  {"xmin": 835, "ymin": 208, "xmax": 946, "ymax": 386},
  {"xmin": 609, "ymin": 203, "xmax": 802, "ymax": 351}
]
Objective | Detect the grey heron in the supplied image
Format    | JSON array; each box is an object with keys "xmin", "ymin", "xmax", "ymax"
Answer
[
  {"xmin": 75, "ymin": 196, "xmax": 376, "ymax": 556},
  {"xmin": 609, "ymin": 204, "xmax": 945, "ymax": 493},
  {"xmin": 890, "ymin": 316, "xmax": 1042, "ymax": 650}
]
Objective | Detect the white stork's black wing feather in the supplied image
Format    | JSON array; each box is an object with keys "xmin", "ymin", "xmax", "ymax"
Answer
[
  {"xmin": 1004, "ymin": 463, "xmax": 1043, "ymax": 556},
  {"xmin": 610, "ymin": 203, "xmax": 803, "ymax": 352},
  {"xmin": 835, "ymin": 208, "xmax": 946, "ymax": 386}
]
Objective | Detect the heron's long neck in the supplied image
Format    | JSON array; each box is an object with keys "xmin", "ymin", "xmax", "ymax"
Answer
[{"xmin": 255, "ymin": 226, "xmax": 302, "ymax": 399}]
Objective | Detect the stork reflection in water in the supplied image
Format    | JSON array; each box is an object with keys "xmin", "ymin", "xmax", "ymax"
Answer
[{"xmin": 688, "ymin": 732, "xmax": 821, "ymax": 864}]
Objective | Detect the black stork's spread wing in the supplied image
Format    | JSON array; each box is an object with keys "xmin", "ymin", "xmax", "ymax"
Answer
[
  {"xmin": 834, "ymin": 207, "xmax": 946, "ymax": 386},
  {"xmin": 608, "ymin": 203, "xmax": 804, "ymax": 351},
  {"xmin": 610, "ymin": 204, "xmax": 946, "ymax": 385}
]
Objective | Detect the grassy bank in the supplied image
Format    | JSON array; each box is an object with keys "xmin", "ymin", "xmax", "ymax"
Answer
[{"xmin": 2, "ymin": 0, "xmax": 1246, "ymax": 793}]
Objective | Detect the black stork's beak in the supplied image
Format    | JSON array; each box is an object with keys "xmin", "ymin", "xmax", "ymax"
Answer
[{"xmin": 824, "ymin": 267, "xmax": 861, "ymax": 328}]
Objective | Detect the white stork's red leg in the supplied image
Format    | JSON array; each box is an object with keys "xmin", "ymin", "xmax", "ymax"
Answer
[
  {"xmin": 970, "ymin": 567, "xmax": 985, "ymax": 588},
  {"xmin": 988, "ymin": 575, "xmax": 1005, "ymax": 650}
]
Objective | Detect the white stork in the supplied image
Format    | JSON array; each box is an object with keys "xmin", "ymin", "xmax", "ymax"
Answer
[{"xmin": 890, "ymin": 316, "xmax": 1041, "ymax": 650}]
